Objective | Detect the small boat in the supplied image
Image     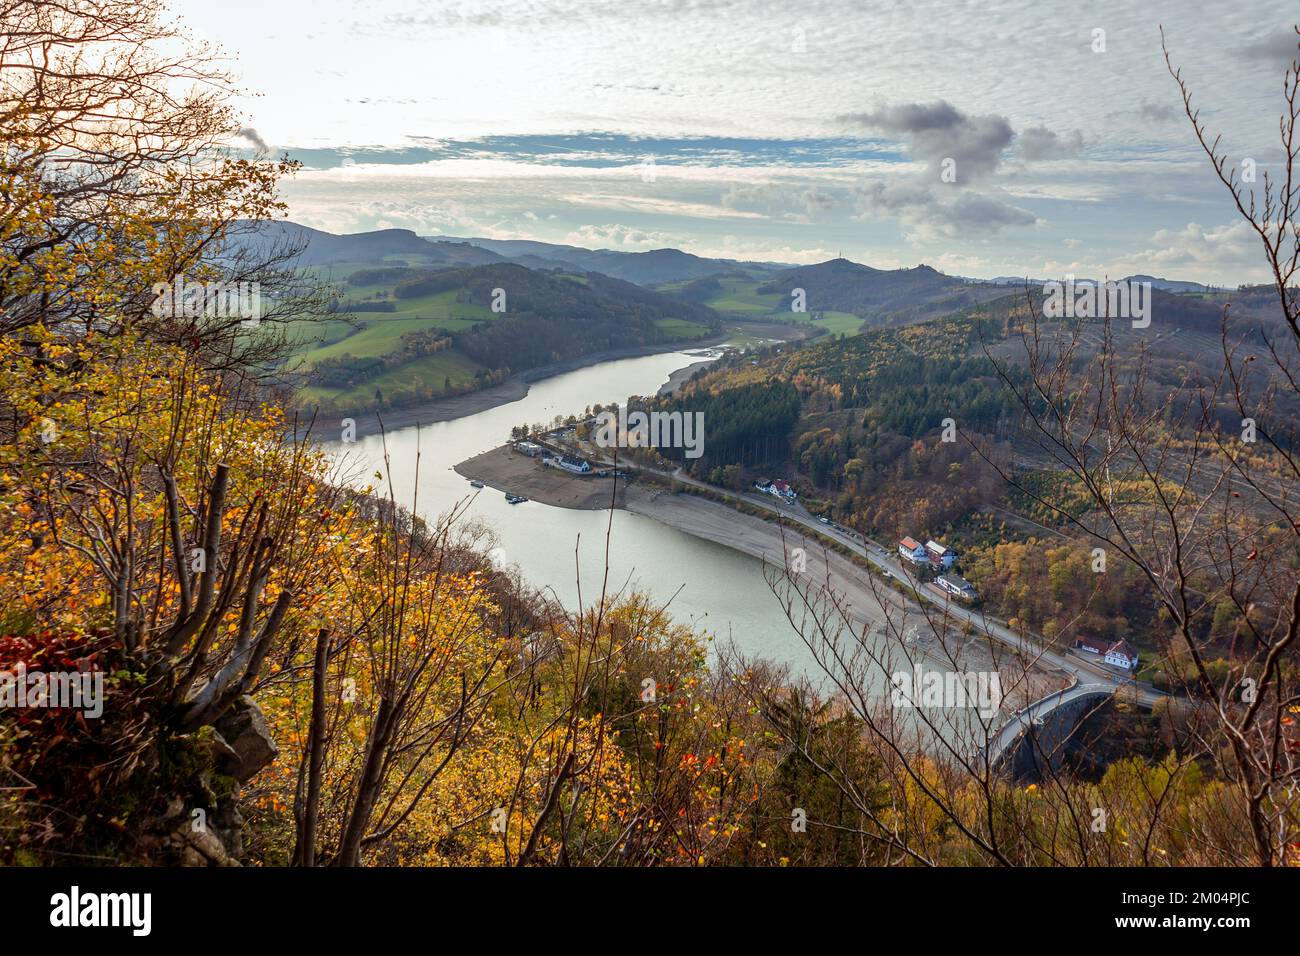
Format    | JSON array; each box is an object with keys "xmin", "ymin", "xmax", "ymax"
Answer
[
  {"xmin": 505, "ymin": 493, "xmax": 528, "ymax": 504},
  {"xmin": 469, "ymin": 479, "xmax": 485, "ymax": 488}
]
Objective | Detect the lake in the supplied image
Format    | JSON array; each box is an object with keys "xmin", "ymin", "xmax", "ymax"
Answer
[{"xmin": 323, "ymin": 347, "xmax": 823, "ymax": 675}]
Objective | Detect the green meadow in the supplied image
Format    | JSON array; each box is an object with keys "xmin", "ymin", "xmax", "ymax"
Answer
[{"xmin": 659, "ymin": 275, "xmax": 864, "ymax": 336}]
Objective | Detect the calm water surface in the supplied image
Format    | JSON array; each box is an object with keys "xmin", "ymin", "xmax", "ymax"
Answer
[{"xmin": 323, "ymin": 349, "xmax": 822, "ymax": 675}]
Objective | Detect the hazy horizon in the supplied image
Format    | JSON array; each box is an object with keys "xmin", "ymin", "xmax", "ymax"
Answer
[{"xmin": 172, "ymin": 0, "xmax": 1299, "ymax": 287}]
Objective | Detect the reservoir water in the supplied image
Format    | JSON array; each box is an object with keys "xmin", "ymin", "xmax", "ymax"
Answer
[{"xmin": 324, "ymin": 347, "xmax": 823, "ymax": 675}]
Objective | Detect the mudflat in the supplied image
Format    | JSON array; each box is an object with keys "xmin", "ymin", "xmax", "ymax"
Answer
[{"xmin": 454, "ymin": 445, "xmax": 626, "ymax": 510}]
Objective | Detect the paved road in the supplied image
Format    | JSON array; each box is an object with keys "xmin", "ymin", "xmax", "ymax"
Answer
[
  {"xmin": 982, "ymin": 681, "xmax": 1117, "ymax": 769},
  {"xmin": 570, "ymin": 443, "xmax": 1168, "ymax": 709}
]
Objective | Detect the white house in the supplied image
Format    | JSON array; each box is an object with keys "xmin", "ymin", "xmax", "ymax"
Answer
[
  {"xmin": 1076, "ymin": 636, "xmax": 1139, "ymax": 672},
  {"xmin": 936, "ymin": 574, "xmax": 978, "ymax": 602},
  {"xmin": 1103, "ymin": 640, "xmax": 1139, "ymax": 671},
  {"xmin": 755, "ymin": 478, "xmax": 796, "ymax": 500},
  {"xmin": 898, "ymin": 536, "xmax": 928, "ymax": 565},
  {"xmin": 555, "ymin": 455, "xmax": 592, "ymax": 474}
]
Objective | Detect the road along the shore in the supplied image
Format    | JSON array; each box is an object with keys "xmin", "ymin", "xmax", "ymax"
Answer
[{"xmin": 455, "ymin": 443, "xmax": 1075, "ymax": 708}]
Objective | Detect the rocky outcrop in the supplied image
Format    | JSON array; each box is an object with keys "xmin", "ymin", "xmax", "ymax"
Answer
[
  {"xmin": 212, "ymin": 695, "xmax": 279, "ymax": 783},
  {"xmin": 136, "ymin": 696, "xmax": 279, "ymax": 866}
]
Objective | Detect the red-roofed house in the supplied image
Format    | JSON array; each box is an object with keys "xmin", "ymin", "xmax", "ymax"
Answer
[
  {"xmin": 898, "ymin": 537, "xmax": 927, "ymax": 564},
  {"xmin": 1075, "ymin": 635, "xmax": 1139, "ymax": 671},
  {"xmin": 1074, "ymin": 635, "xmax": 1110, "ymax": 656}
]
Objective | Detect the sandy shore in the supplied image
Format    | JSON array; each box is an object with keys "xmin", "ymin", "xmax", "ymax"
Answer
[
  {"xmin": 657, "ymin": 359, "xmax": 714, "ymax": 396},
  {"xmin": 454, "ymin": 445, "xmax": 628, "ymax": 509},
  {"xmin": 454, "ymin": 443, "xmax": 1066, "ymax": 702},
  {"xmin": 626, "ymin": 487, "xmax": 1065, "ymax": 705}
]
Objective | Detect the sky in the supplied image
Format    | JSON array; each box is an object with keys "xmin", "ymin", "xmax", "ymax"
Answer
[{"xmin": 172, "ymin": 0, "xmax": 1300, "ymax": 284}]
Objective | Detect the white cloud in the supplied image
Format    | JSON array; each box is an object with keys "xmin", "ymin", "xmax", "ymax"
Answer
[{"xmin": 564, "ymin": 223, "xmax": 677, "ymax": 250}]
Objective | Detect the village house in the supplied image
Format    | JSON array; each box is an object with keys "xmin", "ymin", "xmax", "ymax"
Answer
[
  {"xmin": 898, "ymin": 536, "xmax": 928, "ymax": 565},
  {"xmin": 1073, "ymin": 636, "xmax": 1140, "ymax": 672},
  {"xmin": 1073, "ymin": 635, "xmax": 1111, "ymax": 656},
  {"xmin": 513, "ymin": 440, "xmax": 544, "ymax": 458},
  {"xmin": 754, "ymin": 478, "xmax": 797, "ymax": 501},
  {"xmin": 1104, "ymin": 640, "xmax": 1140, "ymax": 671},
  {"xmin": 936, "ymin": 573, "xmax": 978, "ymax": 602},
  {"xmin": 554, "ymin": 455, "xmax": 592, "ymax": 474},
  {"xmin": 925, "ymin": 540, "xmax": 957, "ymax": 570}
]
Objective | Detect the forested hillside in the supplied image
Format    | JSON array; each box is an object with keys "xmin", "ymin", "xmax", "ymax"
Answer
[
  {"xmin": 2, "ymin": 0, "xmax": 1296, "ymax": 875},
  {"xmin": 640, "ymin": 289, "xmax": 1297, "ymax": 685},
  {"xmin": 290, "ymin": 261, "xmax": 722, "ymax": 412}
]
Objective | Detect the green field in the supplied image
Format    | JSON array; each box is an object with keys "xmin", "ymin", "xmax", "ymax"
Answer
[
  {"xmin": 297, "ymin": 349, "xmax": 486, "ymax": 409},
  {"xmin": 286, "ymin": 281, "xmax": 497, "ymax": 367},
  {"xmin": 654, "ymin": 317, "xmax": 712, "ymax": 338},
  {"xmin": 287, "ymin": 261, "xmax": 725, "ymax": 411},
  {"xmin": 298, "ymin": 316, "xmax": 477, "ymax": 364},
  {"xmin": 700, "ymin": 278, "xmax": 785, "ymax": 314},
  {"xmin": 661, "ymin": 276, "xmax": 865, "ymax": 336},
  {"xmin": 812, "ymin": 311, "xmax": 865, "ymax": 336}
]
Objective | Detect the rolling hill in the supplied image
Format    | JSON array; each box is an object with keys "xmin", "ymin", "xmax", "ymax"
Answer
[
  {"xmin": 229, "ymin": 220, "xmax": 504, "ymax": 268},
  {"xmin": 753, "ymin": 258, "xmax": 1008, "ymax": 324},
  {"xmin": 427, "ymin": 235, "xmax": 788, "ymax": 285},
  {"xmin": 288, "ymin": 261, "xmax": 722, "ymax": 413}
]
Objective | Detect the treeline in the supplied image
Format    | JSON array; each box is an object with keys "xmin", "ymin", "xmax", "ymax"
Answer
[
  {"xmin": 329, "ymin": 299, "xmax": 396, "ymax": 313},
  {"xmin": 755, "ymin": 259, "xmax": 985, "ymax": 318},
  {"xmin": 794, "ymin": 415, "xmax": 1009, "ymax": 539},
  {"xmin": 309, "ymin": 330, "xmax": 453, "ymax": 389},
  {"xmin": 653, "ymin": 380, "xmax": 801, "ymax": 470},
  {"xmin": 666, "ymin": 316, "xmax": 1021, "ymax": 532},
  {"xmin": 449, "ymin": 265, "xmax": 720, "ymax": 372}
]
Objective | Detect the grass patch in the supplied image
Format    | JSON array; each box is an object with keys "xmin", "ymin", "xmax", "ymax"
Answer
[
  {"xmin": 298, "ymin": 349, "xmax": 486, "ymax": 409},
  {"xmin": 813, "ymin": 311, "xmax": 865, "ymax": 336},
  {"xmin": 654, "ymin": 317, "xmax": 712, "ymax": 338},
  {"xmin": 296, "ymin": 317, "xmax": 472, "ymax": 364}
]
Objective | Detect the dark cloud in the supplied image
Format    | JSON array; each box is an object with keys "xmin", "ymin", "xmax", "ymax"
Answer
[
  {"xmin": 1136, "ymin": 102, "xmax": 1181, "ymax": 124},
  {"xmin": 1237, "ymin": 29, "xmax": 1299, "ymax": 65},
  {"xmin": 855, "ymin": 180, "xmax": 1036, "ymax": 239},
  {"xmin": 721, "ymin": 182, "xmax": 839, "ymax": 220},
  {"xmin": 236, "ymin": 127, "xmax": 271, "ymax": 154},
  {"xmin": 841, "ymin": 100, "xmax": 1014, "ymax": 180},
  {"xmin": 1019, "ymin": 126, "xmax": 1083, "ymax": 160}
]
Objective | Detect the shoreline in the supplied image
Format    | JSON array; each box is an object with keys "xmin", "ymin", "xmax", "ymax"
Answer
[
  {"xmin": 295, "ymin": 320, "xmax": 811, "ymax": 435},
  {"xmin": 455, "ymin": 445, "xmax": 628, "ymax": 509},
  {"xmin": 299, "ymin": 339, "xmax": 718, "ymax": 436},
  {"xmin": 657, "ymin": 358, "xmax": 714, "ymax": 396},
  {"xmin": 453, "ymin": 444, "xmax": 1069, "ymax": 702},
  {"xmin": 363, "ymin": 336, "xmax": 728, "ymax": 433}
]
